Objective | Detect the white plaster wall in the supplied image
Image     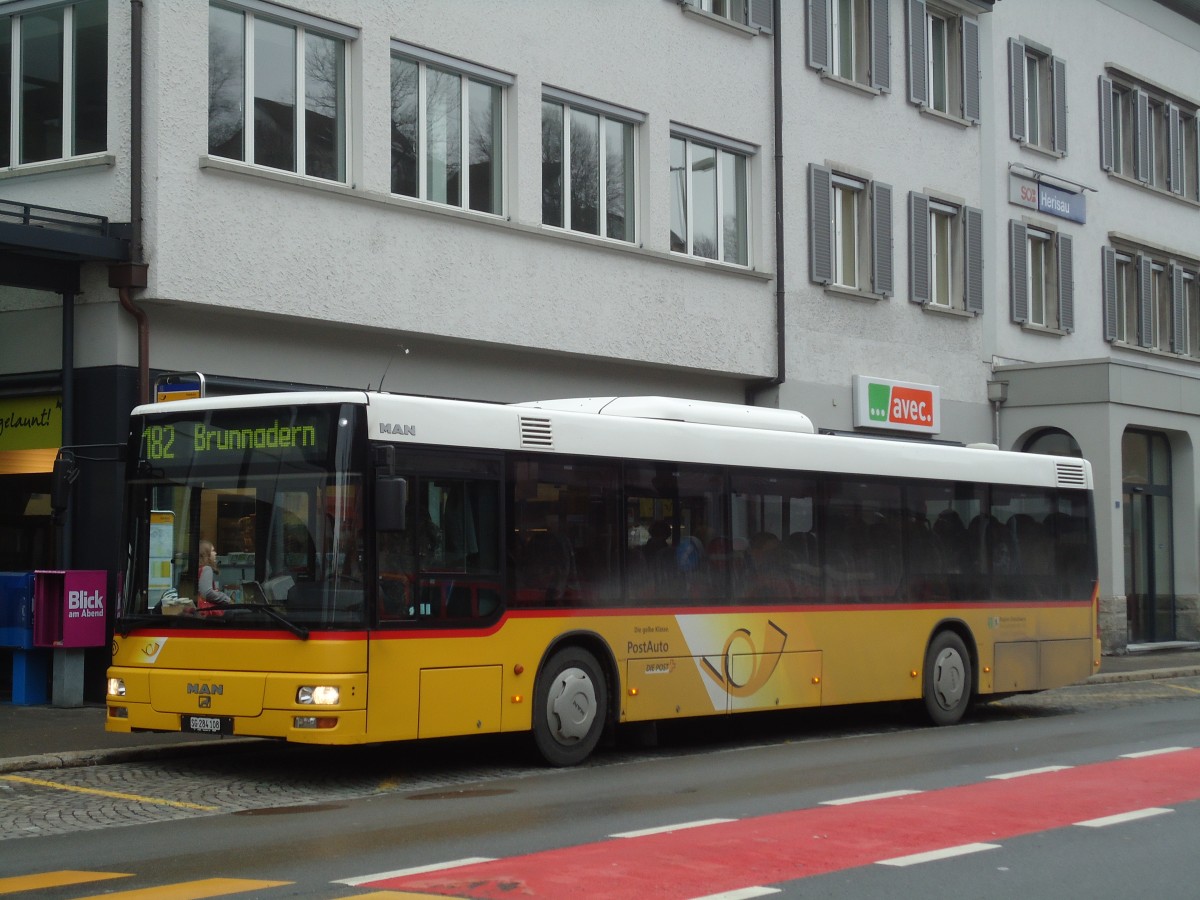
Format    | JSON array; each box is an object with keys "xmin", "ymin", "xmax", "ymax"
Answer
[
  {"xmin": 133, "ymin": 0, "xmax": 778, "ymax": 379},
  {"xmin": 984, "ymin": 0, "xmax": 1200, "ymax": 366}
]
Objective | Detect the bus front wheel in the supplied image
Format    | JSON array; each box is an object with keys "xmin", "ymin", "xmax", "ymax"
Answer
[
  {"xmin": 922, "ymin": 631, "xmax": 972, "ymax": 726},
  {"xmin": 533, "ymin": 646, "xmax": 608, "ymax": 766}
]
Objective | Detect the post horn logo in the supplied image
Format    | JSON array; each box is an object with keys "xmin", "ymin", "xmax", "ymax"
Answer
[{"xmin": 700, "ymin": 621, "xmax": 788, "ymax": 697}]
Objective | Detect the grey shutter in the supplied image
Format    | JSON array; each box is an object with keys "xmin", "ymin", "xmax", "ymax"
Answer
[
  {"xmin": 1135, "ymin": 89, "xmax": 1150, "ymax": 183},
  {"xmin": 1101, "ymin": 246, "xmax": 1118, "ymax": 342},
  {"xmin": 1137, "ymin": 254, "xmax": 1153, "ymax": 347},
  {"xmin": 808, "ymin": 164, "xmax": 833, "ymax": 285},
  {"xmin": 808, "ymin": 0, "xmax": 830, "ymax": 70},
  {"xmin": 964, "ymin": 206, "xmax": 983, "ymax": 314},
  {"xmin": 1171, "ymin": 263, "xmax": 1186, "ymax": 352},
  {"xmin": 907, "ymin": 0, "xmax": 927, "ymax": 106},
  {"xmin": 749, "ymin": 0, "xmax": 774, "ymax": 33},
  {"xmin": 871, "ymin": 181, "xmax": 894, "ymax": 296},
  {"xmin": 870, "ymin": 0, "xmax": 891, "ymax": 92},
  {"xmin": 1008, "ymin": 39, "xmax": 1026, "ymax": 141},
  {"xmin": 1057, "ymin": 232, "xmax": 1074, "ymax": 332},
  {"xmin": 1194, "ymin": 116, "xmax": 1200, "ymax": 201},
  {"xmin": 1009, "ymin": 221, "xmax": 1028, "ymax": 323},
  {"xmin": 1098, "ymin": 76, "xmax": 1114, "ymax": 172},
  {"xmin": 961, "ymin": 16, "xmax": 980, "ymax": 123},
  {"xmin": 1168, "ymin": 104, "xmax": 1182, "ymax": 193},
  {"xmin": 1052, "ymin": 57, "xmax": 1068, "ymax": 154},
  {"xmin": 909, "ymin": 192, "xmax": 930, "ymax": 304}
]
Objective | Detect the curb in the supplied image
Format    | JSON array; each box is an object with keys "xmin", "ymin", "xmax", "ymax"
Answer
[
  {"xmin": 0, "ymin": 738, "xmax": 265, "ymax": 775},
  {"xmin": 1086, "ymin": 666, "xmax": 1200, "ymax": 686}
]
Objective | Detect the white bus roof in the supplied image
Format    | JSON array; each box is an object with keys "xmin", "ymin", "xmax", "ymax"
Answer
[{"xmin": 135, "ymin": 390, "xmax": 1092, "ymax": 491}]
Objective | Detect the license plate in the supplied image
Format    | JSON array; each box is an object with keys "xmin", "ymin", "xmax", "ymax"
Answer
[{"xmin": 182, "ymin": 715, "xmax": 233, "ymax": 735}]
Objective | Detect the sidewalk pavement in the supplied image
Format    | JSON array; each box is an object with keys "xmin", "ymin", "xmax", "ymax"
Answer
[{"xmin": 2, "ymin": 645, "xmax": 1200, "ymax": 775}]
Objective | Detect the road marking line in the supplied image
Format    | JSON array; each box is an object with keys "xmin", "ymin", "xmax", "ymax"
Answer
[
  {"xmin": 0, "ymin": 872, "xmax": 131, "ymax": 895},
  {"xmin": 347, "ymin": 894, "xmax": 467, "ymax": 899},
  {"xmin": 1075, "ymin": 807, "xmax": 1173, "ymax": 828},
  {"xmin": 73, "ymin": 879, "xmax": 290, "ymax": 899},
  {"xmin": 334, "ymin": 859, "xmax": 496, "ymax": 886},
  {"xmin": 611, "ymin": 818, "xmax": 736, "ymax": 838},
  {"xmin": 1166, "ymin": 683, "xmax": 1200, "ymax": 695},
  {"xmin": 1119, "ymin": 747, "xmax": 1191, "ymax": 758},
  {"xmin": 987, "ymin": 766, "xmax": 1072, "ymax": 780},
  {"xmin": 877, "ymin": 842, "xmax": 1001, "ymax": 867},
  {"xmin": 820, "ymin": 789, "xmax": 922, "ymax": 805},
  {"xmin": 0, "ymin": 774, "xmax": 218, "ymax": 811},
  {"xmin": 688, "ymin": 888, "xmax": 781, "ymax": 900}
]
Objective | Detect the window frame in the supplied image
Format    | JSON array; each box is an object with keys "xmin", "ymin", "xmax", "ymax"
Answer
[
  {"xmin": 808, "ymin": 163, "xmax": 893, "ymax": 297},
  {"xmin": 1101, "ymin": 72, "xmax": 1200, "ymax": 201},
  {"xmin": 541, "ymin": 87, "xmax": 642, "ymax": 244},
  {"xmin": 2, "ymin": 0, "xmax": 107, "ymax": 169},
  {"xmin": 670, "ymin": 126, "xmax": 754, "ymax": 267},
  {"xmin": 389, "ymin": 41, "xmax": 511, "ymax": 215},
  {"xmin": 1009, "ymin": 38, "xmax": 1066, "ymax": 155},
  {"xmin": 907, "ymin": 0, "xmax": 980, "ymax": 123},
  {"xmin": 909, "ymin": 191, "xmax": 983, "ymax": 314},
  {"xmin": 208, "ymin": 0, "xmax": 354, "ymax": 184},
  {"xmin": 808, "ymin": 0, "xmax": 890, "ymax": 92},
  {"xmin": 1009, "ymin": 220, "xmax": 1073, "ymax": 333}
]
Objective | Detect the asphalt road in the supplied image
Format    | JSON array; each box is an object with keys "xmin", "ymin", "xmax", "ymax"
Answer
[{"xmin": 2, "ymin": 675, "xmax": 1199, "ymax": 898}]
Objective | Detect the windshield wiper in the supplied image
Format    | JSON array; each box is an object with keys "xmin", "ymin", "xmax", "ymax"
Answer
[{"xmin": 229, "ymin": 603, "xmax": 310, "ymax": 640}]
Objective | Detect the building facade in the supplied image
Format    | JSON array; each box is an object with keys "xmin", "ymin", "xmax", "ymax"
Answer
[{"xmin": 1, "ymin": 0, "xmax": 1198, "ymax": 697}]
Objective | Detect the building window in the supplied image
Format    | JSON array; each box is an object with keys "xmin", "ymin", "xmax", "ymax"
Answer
[
  {"xmin": 1010, "ymin": 221, "xmax": 1074, "ymax": 332},
  {"xmin": 807, "ymin": 0, "xmax": 890, "ymax": 92},
  {"xmin": 670, "ymin": 129, "xmax": 752, "ymax": 266},
  {"xmin": 809, "ymin": 164, "xmax": 891, "ymax": 295},
  {"xmin": 909, "ymin": 192, "xmax": 983, "ymax": 313},
  {"xmin": 1008, "ymin": 38, "xmax": 1066, "ymax": 154},
  {"xmin": 1101, "ymin": 74, "xmax": 1200, "ymax": 200},
  {"xmin": 1, "ymin": 0, "xmax": 106, "ymax": 168},
  {"xmin": 208, "ymin": 2, "xmax": 351, "ymax": 183},
  {"xmin": 1103, "ymin": 249, "xmax": 1137, "ymax": 343},
  {"xmin": 1182, "ymin": 268, "xmax": 1200, "ymax": 359},
  {"xmin": 390, "ymin": 43, "xmax": 508, "ymax": 214},
  {"xmin": 1103, "ymin": 247, "xmax": 1193, "ymax": 352},
  {"xmin": 907, "ymin": 0, "xmax": 980, "ymax": 122},
  {"xmin": 542, "ymin": 90, "xmax": 640, "ymax": 242},
  {"xmin": 678, "ymin": 0, "xmax": 774, "ymax": 31}
]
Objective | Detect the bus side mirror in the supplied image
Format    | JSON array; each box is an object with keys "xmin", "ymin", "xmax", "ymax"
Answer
[{"xmin": 375, "ymin": 476, "xmax": 408, "ymax": 532}]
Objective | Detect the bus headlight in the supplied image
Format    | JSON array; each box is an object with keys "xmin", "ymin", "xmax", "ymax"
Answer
[
  {"xmin": 297, "ymin": 685, "xmax": 339, "ymax": 705},
  {"xmin": 107, "ymin": 678, "xmax": 126, "ymax": 697}
]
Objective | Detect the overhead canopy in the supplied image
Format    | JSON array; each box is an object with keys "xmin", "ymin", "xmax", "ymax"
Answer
[{"xmin": 0, "ymin": 199, "xmax": 130, "ymax": 293}]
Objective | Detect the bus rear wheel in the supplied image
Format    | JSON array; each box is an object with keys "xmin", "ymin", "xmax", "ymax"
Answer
[
  {"xmin": 533, "ymin": 646, "xmax": 607, "ymax": 767},
  {"xmin": 922, "ymin": 631, "xmax": 972, "ymax": 726}
]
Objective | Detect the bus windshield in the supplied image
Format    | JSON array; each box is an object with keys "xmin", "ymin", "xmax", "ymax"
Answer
[{"xmin": 121, "ymin": 402, "xmax": 365, "ymax": 630}]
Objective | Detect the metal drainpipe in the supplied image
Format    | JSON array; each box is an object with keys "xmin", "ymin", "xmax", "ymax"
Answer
[
  {"xmin": 124, "ymin": 0, "xmax": 149, "ymax": 404},
  {"xmin": 746, "ymin": 0, "xmax": 785, "ymax": 406}
]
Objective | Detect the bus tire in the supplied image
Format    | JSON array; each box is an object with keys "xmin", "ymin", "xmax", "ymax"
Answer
[
  {"xmin": 922, "ymin": 630, "xmax": 972, "ymax": 726},
  {"xmin": 533, "ymin": 646, "xmax": 607, "ymax": 767}
]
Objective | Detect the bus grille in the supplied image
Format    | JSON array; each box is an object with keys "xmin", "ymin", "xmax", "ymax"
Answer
[
  {"xmin": 519, "ymin": 416, "xmax": 553, "ymax": 449},
  {"xmin": 1055, "ymin": 462, "xmax": 1087, "ymax": 487}
]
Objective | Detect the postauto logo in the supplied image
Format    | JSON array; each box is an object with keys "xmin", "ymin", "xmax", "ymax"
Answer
[{"xmin": 867, "ymin": 381, "xmax": 935, "ymax": 429}]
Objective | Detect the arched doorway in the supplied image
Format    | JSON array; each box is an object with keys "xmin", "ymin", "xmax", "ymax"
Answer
[
  {"xmin": 1122, "ymin": 429, "xmax": 1174, "ymax": 644},
  {"xmin": 1022, "ymin": 428, "xmax": 1083, "ymax": 458}
]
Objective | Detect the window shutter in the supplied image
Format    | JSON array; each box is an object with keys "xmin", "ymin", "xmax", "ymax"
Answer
[
  {"xmin": 1137, "ymin": 254, "xmax": 1153, "ymax": 347},
  {"xmin": 1052, "ymin": 57, "xmax": 1068, "ymax": 155},
  {"xmin": 1135, "ymin": 89, "xmax": 1150, "ymax": 183},
  {"xmin": 749, "ymin": 0, "xmax": 774, "ymax": 33},
  {"xmin": 1009, "ymin": 221, "xmax": 1028, "ymax": 324},
  {"xmin": 1057, "ymin": 232, "xmax": 1074, "ymax": 332},
  {"xmin": 871, "ymin": 181, "xmax": 894, "ymax": 296},
  {"xmin": 808, "ymin": 164, "xmax": 833, "ymax": 285},
  {"xmin": 961, "ymin": 16, "xmax": 980, "ymax": 123},
  {"xmin": 1008, "ymin": 39, "xmax": 1026, "ymax": 142},
  {"xmin": 1171, "ymin": 263, "xmax": 1186, "ymax": 352},
  {"xmin": 1101, "ymin": 246, "xmax": 1118, "ymax": 342},
  {"xmin": 964, "ymin": 206, "xmax": 983, "ymax": 314},
  {"xmin": 1098, "ymin": 76, "xmax": 1114, "ymax": 172},
  {"xmin": 1167, "ymin": 104, "xmax": 1182, "ymax": 193},
  {"xmin": 870, "ymin": 0, "xmax": 891, "ymax": 92},
  {"xmin": 907, "ymin": 0, "xmax": 927, "ymax": 107},
  {"xmin": 807, "ymin": 0, "xmax": 830, "ymax": 70},
  {"xmin": 909, "ymin": 192, "xmax": 930, "ymax": 304}
]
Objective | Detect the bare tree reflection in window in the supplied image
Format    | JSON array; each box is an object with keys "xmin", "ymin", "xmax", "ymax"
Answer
[
  {"xmin": 390, "ymin": 56, "xmax": 418, "ymax": 197},
  {"xmin": 570, "ymin": 109, "xmax": 600, "ymax": 235},
  {"xmin": 305, "ymin": 32, "xmax": 343, "ymax": 182},
  {"xmin": 606, "ymin": 119, "xmax": 633, "ymax": 241},
  {"xmin": 541, "ymin": 100, "xmax": 564, "ymax": 226},
  {"xmin": 426, "ymin": 67, "xmax": 461, "ymax": 206},
  {"xmin": 468, "ymin": 79, "xmax": 500, "ymax": 213}
]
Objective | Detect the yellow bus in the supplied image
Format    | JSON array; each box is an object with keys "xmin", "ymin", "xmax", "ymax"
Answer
[{"xmin": 108, "ymin": 391, "xmax": 1099, "ymax": 765}]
